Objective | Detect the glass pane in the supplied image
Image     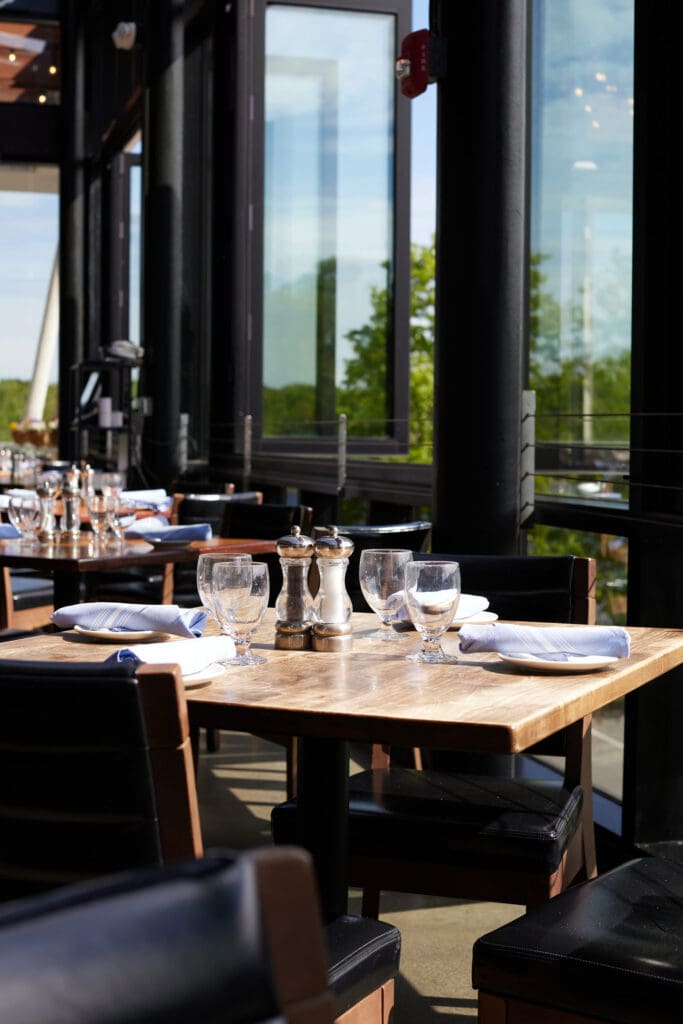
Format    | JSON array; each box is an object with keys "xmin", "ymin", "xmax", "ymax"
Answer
[
  {"xmin": 0, "ymin": 166, "xmax": 59, "ymax": 458},
  {"xmin": 0, "ymin": 21, "xmax": 61, "ymax": 105},
  {"xmin": 263, "ymin": 5, "xmax": 395, "ymax": 439},
  {"xmin": 531, "ymin": 0, "xmax": 634, "ymax": 502}
]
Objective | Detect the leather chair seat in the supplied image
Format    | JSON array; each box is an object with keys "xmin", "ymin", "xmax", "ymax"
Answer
[
  {"xmin": 272, "ymin": 767, "xmax": 584, "ymax": 874},
  {"xmin": 473, "ymin": 855, "xmax": 683, "ymax": 1024},
  {"xmin": 325, "ymin": 914, "xmax": 401, "ymax": 1018},
  {"xmin": 9, "ymin": 572, "xmax": 54, "ymax": 611}
]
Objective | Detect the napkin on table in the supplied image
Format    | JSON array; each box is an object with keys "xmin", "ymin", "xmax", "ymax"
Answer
[
  {"xmin": 107, "ymin": 635, "xmax": 236, "ymax": 676},
  {"xmin": 0, "ymin": 524, "xmax": 21, "ymax": 539},
  {"xmin": 124, "ymin": 522, "xmax": 213, "ymax": 543},
  {"xmin": 124, "ymin": 515, "xmax": 174, "ymax": 537},
  {"xmin": 120, "ymin": 489, "xmax": 173, "ymax": 512},
  {"xmin": 51, "ymin": 601, "xmax": 207, "ymax": 639},
  {"xmin": 459, "ymin": 623, "xmax": 630, "ymax": 660}
]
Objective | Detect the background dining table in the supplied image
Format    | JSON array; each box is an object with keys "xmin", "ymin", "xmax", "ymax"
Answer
[
  {"xmin": 0, "ymin": 535, "xmax": 275, "ymax": 607},
  {"xmin": 1, "ymin": 610, "xmax": 682, "ymax": 920}
]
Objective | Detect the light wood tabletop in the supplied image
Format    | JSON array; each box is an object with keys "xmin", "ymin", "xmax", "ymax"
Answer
[{"xmin": 2, "ymin": 610, "xmax": 682, "ymax": 918}]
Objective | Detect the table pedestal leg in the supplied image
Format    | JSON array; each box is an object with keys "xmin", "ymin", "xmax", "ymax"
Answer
[
  {"xmin": 297, "ymin": 736, "xmax": 349, "ymax": 923},
  {"xmin": 53, "ymin": 572, "xmax": 81, "ymax": 609}
]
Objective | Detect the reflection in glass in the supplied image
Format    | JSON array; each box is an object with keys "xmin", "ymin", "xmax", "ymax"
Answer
[{"xmin": 263, "ymin": 6, "xmax": 394, "ymax": 439}]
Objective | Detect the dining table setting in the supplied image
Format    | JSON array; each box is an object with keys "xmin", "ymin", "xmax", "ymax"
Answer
[{"xmin": 2, "ymin": 550, "xmax": 683, "ymax": 922}]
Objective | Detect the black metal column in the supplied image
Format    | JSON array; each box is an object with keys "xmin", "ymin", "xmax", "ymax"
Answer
[
  {"xmin": 59, "ymin": 0, "xmax": 87, "ymax": 461},
  {"xmin": 431, "ymin": 0, "xmax": 530, "ymax": 553},
  {"xmin": 140, "ymin": 0, "xmax": 184, "ymax": 487},
  {"xmin": 622, "ymin": 1, "xmax": 683, "ymax": 851}
]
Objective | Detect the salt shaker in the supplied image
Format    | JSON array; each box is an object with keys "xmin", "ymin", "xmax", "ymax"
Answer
[
  {"xmin": 274, "ymin": 525, "xmax": 315, "ymax": 650},
  {"xmin": 36, "ymin": 476, "xmax": 58, "ymax": 543},
  {"xmin": 312, "ymin": 526, "xmax": 354, "ymax": 652}
]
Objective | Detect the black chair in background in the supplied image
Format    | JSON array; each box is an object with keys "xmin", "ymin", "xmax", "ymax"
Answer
[
  {"xmin": 312, "ymin": 521, "xmax": 433, "ymax": 611},
  {"xmin": 0, "ymin": 847, "xmax": 337, "ymax": 1024},
  {"xmin": 273, "ymin": 554, "xmax": 598, "ymax": 919},
  {"xmin": 0, "ymin": 658, "xmax": 202, "ymax": 903}
]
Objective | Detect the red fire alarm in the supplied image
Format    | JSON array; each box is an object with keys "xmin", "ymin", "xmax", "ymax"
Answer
[{"xmin": 396, "ymin": 29, "xmax": 430, "ymax": 99}]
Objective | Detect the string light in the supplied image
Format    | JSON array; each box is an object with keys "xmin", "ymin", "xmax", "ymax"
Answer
[{"xmin": 8, "ymin": 49, "xmax": 16, "ymax": 63}]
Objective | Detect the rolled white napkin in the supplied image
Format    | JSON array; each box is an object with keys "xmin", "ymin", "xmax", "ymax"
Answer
[
  {"xmin": 459, "ymin": 623, "xmax": 630, "ymax": 660},
  {"xmin": 125, "ymin": 522, "xmax": 213, "ymax": 542},
  {"xmin": 387, "ymin": 591, "xmax": 489, "ymax": 624},
  {"xmin": 51, "ymin": 602, "xmax": 207, "ymax": 639},
  {"xmin": 120, "ymin": 489, "xmax": 173, "ymax": 511},
  {"xmin": 107, "ymin": 634, "xmax": 236, "ymax": 675},
  {"xmin": 124, "ymin": 515, "xmax": 170, "ymax": 537}
]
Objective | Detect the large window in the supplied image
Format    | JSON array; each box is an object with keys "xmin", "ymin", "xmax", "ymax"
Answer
[{"xmin": 251, "ymin": 0, "xmax": 410, "ymax": 449}]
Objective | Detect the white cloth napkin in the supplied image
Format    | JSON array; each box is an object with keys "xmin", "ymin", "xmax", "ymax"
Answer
[
  {"xmin": 107, "ymin": 635, "xmax": 236, "ymax": 675},
  {"xmin": 120, "ymin": 489, "xmax": 173, "ymax": 511},
  {"xmin": 51, "ymin": 602, "xmax": 207, "ymax": 639},
  {"xmin": 124, "ymin": 515, "xmax": 170, "ymax": 537},
  {"xmin": 459, "ymin": 623, "xmax": 631, "ymax": 660},
  {"xmin": 125, "ymin": 522, "xmax": 213, "ymax": 543},
  {"xmin": 388, "ymin": 591, "xmax": 489, "ymax": 624}
]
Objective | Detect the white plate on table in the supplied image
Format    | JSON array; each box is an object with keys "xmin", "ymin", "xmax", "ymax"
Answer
[
  {"xmin": 73, "ymin": 626, "xmax": 171, "ymax": 642},
  {"xmin": 183, "ymin": 663, "xmax": 227, "ymax": 688},
  {"xmin": 449, "ymin": 610, "xmax": 499, "ymax": 630},
  {"xmin": 498, "ymin": 652, "xmax": 619, "ymax": 673},
  {"xmin": 146, "ymin": 537, "xmax": 195, "ymax": 549}
]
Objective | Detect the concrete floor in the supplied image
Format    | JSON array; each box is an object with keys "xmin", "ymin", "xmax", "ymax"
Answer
[{"xmin": 196, "ymin": 730, "xmax": 522, "ymax": 1022}]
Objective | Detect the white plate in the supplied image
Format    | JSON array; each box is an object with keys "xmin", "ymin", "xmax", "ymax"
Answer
[
  {"xmin": 147, "ymin": 537, "xmax": 195, "ymax": 548},
  {"xmin": 73, "ymin": 625, "xmax": 170, "ymax": 642},
  {"xmin": 449, "ymin": 610, "xmax": 499, "ymax": 630},
  {"xmin": 498, "ymin": 652, "xmax": 619, "ymax": 673},
  {"xmin": 182, "ymin": 663, "xmax": 227, "ymax": 688}
]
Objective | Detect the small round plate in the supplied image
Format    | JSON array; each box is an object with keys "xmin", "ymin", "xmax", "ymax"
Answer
[
  {"xmin": 498, "ymin": 652, "xmax": 619, "ymax": 673},
  {"xmin": 449, "ymin": 610, "xmax": 499, "ymax": 630},
  {"xmin": 146, "ymin": 537, "xmax": 195, "ymax": 548},
  {"xmin": 73, "ymin": 625, "xmax": 170, "ymax": 642},
  {"xmin": 182, "ymin": 663, "xmax": 227, "ymax": 687}
]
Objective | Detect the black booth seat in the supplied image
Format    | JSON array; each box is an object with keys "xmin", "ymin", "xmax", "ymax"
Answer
[{"xmin": 473, "ymin": 855, "xmax": 683, "ymax": 1024}]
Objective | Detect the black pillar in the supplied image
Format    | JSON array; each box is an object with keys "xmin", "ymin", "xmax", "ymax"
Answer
[
  {"xmin": 431, "ymin": 0, "xmax": 530, "ymax": 553},
  {"xmin": 140, "ymin": 0, "xmax": 184, "ymax": 487},
  {"xmin": 622, "ymin": 1, "xmax": 683, "ymax": 850},
  {"xmin": 59, "ymin": 0, "xmax": 87, "ymax": 461}
]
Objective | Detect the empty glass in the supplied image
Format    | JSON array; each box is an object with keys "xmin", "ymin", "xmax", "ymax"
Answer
[
  {"xmin": 211, "ymin": 560, "xmax": 269, "ymax": 666},
  {"xmin": 8, "ymin": 495, "xmax": 41, "ymax": 544},
  {"xmin": 86, "ymin": 494, "xmax": 109, "ymax": 543},
  {"xmin": 196, "ymin": 552, "xmax": 252, "ymax": 624},
  {"xmin": 104, "ymin": 494, "xmax": 136, "ymax": 542},
  {"xmin": 359, "ymin": 548, "xmax": 412, "ymax": 640},
  {"xmin": 404, "ymin": 560, "xmax": 461, "ymax": 664}
]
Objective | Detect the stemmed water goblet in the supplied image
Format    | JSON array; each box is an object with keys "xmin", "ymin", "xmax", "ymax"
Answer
[
  {"xmin": 103, "ymin": 494, "xmax": 136, "ymax": 544},
  {"xmin": 211, "ymin": 560, "xmax": 270, "ymax": 666},
  {"xmin": 359, "ymin": 548, "xmax": 412, "ymax": 641},
  {"xmin": 8, "ymin": 495, "xmax": 41, "ymax": 545},
  {"xmin": 86, "ymin": 494, "xmax": 109, "ymax": 545},
  {"xmin": 404, "ymin": 560, "xmax": 461, "ymax": 663},
  {"xmin": 196, "ymin": 552, "xmax": 252, "ymax": 626}
]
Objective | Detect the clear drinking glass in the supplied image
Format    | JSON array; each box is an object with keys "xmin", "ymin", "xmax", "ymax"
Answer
[
  {"xmin": 104, "ymin": 494, "xmax": 136, "ymax": 542},
  {"xmin": 404, "ymin": 560, "xmax": 461, "ymax": 664},
  {"xmin": 211, "ymin": 560, "xmax": 269, "ymax": 666},
  {"xmin": 359, "ymin": 548, "xmax": 412, "ymax": 640},
  {"xmin": 9, "ymin": 495, "xmax": 41, "ymax": 544},
  {"xmin": 196, "ymin": 552, "xmax": 252, "ymax": 624},
  {"xmin": 87, "ymin": 494, "xmax": 109, "ymax": 543}
]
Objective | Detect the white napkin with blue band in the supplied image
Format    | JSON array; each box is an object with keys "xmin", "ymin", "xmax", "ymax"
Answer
[
  {"xmin": 459, "ymin": 623, "xmax": 630, "ymax": 660},
  {"xmin": 107, "ymin": 634, "xmax": 235, "ymax": 676},
  {"xmin": 120, "ymin": 489, "xmax": 173, "ymax": 512},
  {"xmin": 124, "ymin": 515, "xmax": 175, "ymax": 537},
  {"xmin": 124, "ymin": 522, "xmax": 213, "ymax": 542},
  {"xmin": 51, "ymin": 602, "xmax": 207, "ymax": 639}
]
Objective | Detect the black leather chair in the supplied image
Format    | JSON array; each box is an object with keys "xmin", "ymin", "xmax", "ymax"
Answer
[
  {"xmin": 0, "ymin": 847, "xmax": 337, "ymax": 1024},
  {"xmin": 273, "ymin": 554, "xmax": 598, "ymax": 918},
  {"xmin": 0, "ymin": 658, "xmax": 202, "ymax": 903},
  {"xmin": 473, "ymin": 855, "xmax": 683, "ymax": 1024}
]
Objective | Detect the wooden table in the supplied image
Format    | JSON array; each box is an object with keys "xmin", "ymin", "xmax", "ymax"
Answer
[
  {"xmin": 0, "ymin": 535, "xmax": 275, "ymax": 608},
  {"xmin": 2, "ymin": 611, "xmax": 683, "ymax": 919}
]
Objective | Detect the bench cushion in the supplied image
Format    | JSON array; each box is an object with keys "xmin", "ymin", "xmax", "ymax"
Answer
[
  {"xmin": 325, "ymin": 914, "xmax": 400, "ymax": 1018},
  {"xmin": 473, "ymin": 856, "xmax": 683, "ymax": 1024}
]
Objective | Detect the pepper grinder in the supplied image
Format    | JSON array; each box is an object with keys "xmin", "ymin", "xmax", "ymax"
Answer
[
  {"xmin": 36, "ymin": 476, "xmax": 58, "ymax": 543},
  {"xmin": 312, "ymin": 526, "xmax": 354, "ymax": 652},
  {"xmin": 274, "ymin": 525, "xmax": 315, "ymax": 650},
  {"xmin": 62, "ymin": 465, "xmax": 82, "ymax": 539}
]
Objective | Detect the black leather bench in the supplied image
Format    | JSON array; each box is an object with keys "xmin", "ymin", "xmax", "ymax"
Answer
[{"xmin": 472, "ymin": 855, "xmax": 683, "ymax": 1024}]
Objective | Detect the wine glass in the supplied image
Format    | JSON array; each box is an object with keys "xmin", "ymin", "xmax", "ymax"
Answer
[
  {"xmin": 196, "ymin": 552, "xmax": 252, "ymax": 624},
  {"xmin": 211, "ymin": 560, "xmax": 269, "ymax": 666},
  {"xmin": 104, "ymin": 494, "xmax": 136, "ymax": 543},
  {"xmin": 359, "ymin": 548, "xmax": 412, "ymax": 640},
  {"xmin": 404, "ymin": 560, "xmax": 461, "ymax": 664}
]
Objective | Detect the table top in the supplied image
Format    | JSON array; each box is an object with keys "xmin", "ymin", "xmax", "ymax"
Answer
[
  {"xmin": 1, "ymin": 610, "xmax": 682, "ymax": 755},
  {"xmin": 0, "ymin": 536, "xmax": 275, "ymax": 573}
]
